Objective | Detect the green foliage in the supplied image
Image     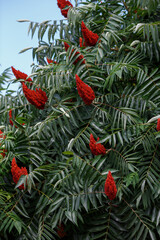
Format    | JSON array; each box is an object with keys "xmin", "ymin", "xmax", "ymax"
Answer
[{"xmin": 0, "ymin": 0, "xmax": 160, "ymax": 239}]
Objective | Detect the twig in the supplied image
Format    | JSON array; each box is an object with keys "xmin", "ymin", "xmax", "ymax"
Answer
[{"xmin": 122, "ymin": 0, "xmax": 130, "ymax": 14}]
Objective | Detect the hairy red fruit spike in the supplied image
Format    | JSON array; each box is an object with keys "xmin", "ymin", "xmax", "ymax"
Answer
[
  {"xmin": 9, "ymin": 110, "xmax": 25, "ymax": 128},
  {"xmin": 104, "ymin": 171, "xmax": 117, "ymax": 201},
  {"xmin": 57, "ymin": 0, "xmax": 73, "ymax": 18},
  {"xmin": 57, "ymin": 0, "xmax": 63, "ymax": 8},
  {"xmin": 0, "ymin": 130, "xmax": 6, "ymax": 158},
  {"xmin": 64, "ymin": 42, "xmax": 86, "ymax": 65},
  {"xmin": 11, "ymin": 66, "xmax": 32, "ymax": 83},
  {"xmin": 64, "ymin": 42, "xmax": 69, "ymax": 51},
  {"xmin": 46, "ymin": 58, "xmax": 57, "ymax": 64},
  {"xmin": 157, "ymin": 118, "xmax": 160, "ymax": 131},
  {"xmin": 0, "ymin": 130, "xmax": 5, "ymax": 139},
  {"xmin": 57, "ymin": 223, "xmax": 67, "ymax": 238},
  {"xmin": 75, "ymin": 75, "xmax": 95, "ymax": 105},
  {"xmin": 22, "ymin": 82, "xmax": 48, "ymax": 109},
  {"xmin": 89, "ymin": 133, "xmax": 106, "ymax": 155},
  {"xmin": 75, "ymin": 74, "xmax": 95, "ymax": 105},
  {"xmin": 9, "ymin": 109, "xmax": 16, "ymax": 127},
  {"xmin": 46, "ymin": 58, "xmax": 53, "ymax": 64},
  {"xmin": 11, "ymin": 157, "xmax": 28, "ymax": 190},
  {"xmin": 79, "ymin": 37, "xmax": 83, "ymax": 48},
  {"xmin": 79, "ymin": 37, "xmax": 86, "ymax": 48},
  {"xmin": 81, "ymin": 21, "xmax": 99, "ymax": 46}
]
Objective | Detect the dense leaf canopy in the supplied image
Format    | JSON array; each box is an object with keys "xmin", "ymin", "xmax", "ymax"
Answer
[{"xmin": 0, "ymin": 0, "xmax": 160, "ymax": 239}]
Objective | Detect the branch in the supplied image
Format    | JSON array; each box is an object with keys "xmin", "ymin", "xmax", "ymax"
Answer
[{"xmin": 122, "ymin": 0, "xmax": 130, "ymax": 15}]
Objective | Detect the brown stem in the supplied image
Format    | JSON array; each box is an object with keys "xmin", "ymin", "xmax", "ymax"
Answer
[{"xmin": 122, "ymin": 0, "xmax": 130, "ymax": 15}]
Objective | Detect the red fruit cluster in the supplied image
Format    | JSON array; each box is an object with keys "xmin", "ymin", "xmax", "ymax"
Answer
[
  {"xmin": 79, "ymin": 37, "xmax": 86, "ymax": 48},
  {"xmin": 0, "ymin": 130, "xmax": 6, "ymax": 158},
  {"xmin": 47, "ymin": 58, "xmax": 53, "ymax": 64},
  {"xmin": 89, "ymin": 134, "xmax": 106, "ymax": 155},
  {"xmin": 64, "ymin": 42, "xmax": 86, "ymax": 65},
  {"xmin": 81, "ymin": 21, "xmax": 99, "ymax": 46},
  {"xmin": 46, "ymin": 58, "xmax": 57, "ymax": 64},
  {"xmin": 11, "ymin": 66, "xmax": 47, "ymax": 109},
  {"xmin": 11, "ymin": 157, "xmax": 28, "ymax": 190},
  {"xmin": 64, "ymin": 42, "xmax": 69, "ymax": 51},
  {"xmin": 57, "ymin": 223, "xmax": 67, "ymax": 238},
  {"xmin": 104, "ymin": 171, "xmax": 117, "ymax": 201},
  {"xmin": 75, "ymin": 75, "xmax": 95, "ymax": 105},
  {"xmin": 57, "ymin": 0, "xmax": 73, "ymax": 18},
  {"xmin": 9, "ymin": 109, "xmax": 25, "ymax": 127},
  {"xmin": 9, "ymin": 109, "xmax": 18, "ymax": 128},
  {"xmin": 11, "ymin": 66, "xmax": 32, "ymax": 83},
  {"xmin": 157, "ymin": 118, "xmax": 160, "ymax": 131},
  {"xmin": 22, "ymin": 82, "xmax": 48, "ymax": 109},
  {"xmin": 9, "ymin": 109, "xmax": 17, "ymax": 128},
  {"xmin": 0, "ymin": 130, "xmax": 5, "ymax": 140}
]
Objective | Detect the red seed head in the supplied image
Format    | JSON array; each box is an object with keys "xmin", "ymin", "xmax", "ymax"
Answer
[
  {"xmin": 9, "ymin": 109, "xmax": 25, "ymax": 128},
  {"xmin": 57, "ymin": 223, "xmax": 67, "ymax": 238},
  {"xmin": 22, "ymin": 82, "xmax": 48, "ymax": 109},
  {"xmin": 64, "ymin": 42, "xmax": 70, "ymax": 51},
  {"xmin": 11, "ymin": 66, "xmax": 32, "ymax": 83},
  {"xmin": 46, "ymin": 58, "xmax": 54, "ymax": 64},
  {"xmin": 9, "ymin": 110, "xmax": 14, "ymax": 126},
  {"xmin": 57, "ymin": 0, "xmax": 64, "ymax": 8},
  {"xmin": 64, "ymin": 43, "xmax": 85, "ymax": 65},
  {"xmin": 157, "ymin": 118, "xmax": 160, "ymax": 131},
  {"xmin": 75, "ymin": 75, "xmax": 95, "ymax": 105},
  {"xmin": 89, "ymin": 133, "xmax": 106, "ymax": 155},
  {"xmin": 57, "ymin": 0, "xmax": 73, "ymax": 18},
  {"xmin": 79, "ymin": 37, "xmax": 86, "ymax": 48},
  {"xmin": 104, "ymin": 171, "xmax": 117, "ymax": 201},
  {"xmin": 11, "ymin": 157, "xmax": 28, "ymax": 190},
  {"xmin": 81, "ymin": 21, "xmax": 99, "ymax": 46},
  {"xmin": 0, "ymin": 130, "xmax": 4, "ymax": 139},
  {"xmin": 0, "ymin": 130, "xmax": 6, "ymax": 158}
]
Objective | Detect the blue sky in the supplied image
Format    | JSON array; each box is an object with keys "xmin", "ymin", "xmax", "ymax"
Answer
[{"xmin": 0, "ymin": 0, "xmax": 67, "ymax": 91}]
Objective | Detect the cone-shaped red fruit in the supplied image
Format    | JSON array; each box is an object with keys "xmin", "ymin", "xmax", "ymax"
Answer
[
  {"xmin": 79, "ymin": 37, "xmax": 86, "ymax": 48},
  {"xmin": 9, "ymin": 109, "xmax": 25, "ymax": 127},
  {"xmin": 22, "ymin": 82, "xmax": 48, "ymax": 109},
  {"xmin": 11, "ymin": 157, "xmax": 28, "ymax": 190},
  {"xmin": 64, "ymin": 43, "xmax": 86, "ymax": 65},
  {"xmin": 157, "ymin": 118, "xmax": 160, "ymax": 131},
  {"xmin": 46, "ymin": 58, "xmax": 53, "ymax": 64},
  {"xmin": 11, "ymin": 66, "xmax": 32, "ymax": 83},
  {"xmin": 57, "ymin": 223, "xmax": 67, "ymax": 238},
  {"xmin": 81, "ymin": 21, "xmax": 99, "ymax": 46},
  {"xmin": 104, "ymin": 171, "xmax": 117, "ymax": 201},
  {"xmin": 75, "ymin": 74, "xmax": 95, "ymax": 105},
  {"xmin": 57, "ymin": 0, "xmax": 73, "ymax": 18},
  {"xmin": 89, "ymin": 133, "xmax": 106, "ymax": 155},
  {"xmin": 0, "ymin": 130, "xmax": 6, "ymax": 158}
]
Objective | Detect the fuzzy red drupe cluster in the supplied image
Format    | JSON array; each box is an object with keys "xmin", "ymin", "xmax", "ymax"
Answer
[
  {"xmin": 11, "ymin": 66, "xmax": 32, "ymax": 83},
  {"xmin": 79, "ymin": 37, "xmax": 86, "ymax": 48},
  {"xmin": 9, "ymin": 109, "xmax": 25, "ymax": 128},
  {"xmin": 46, "ymin": 58, "xmax": 57, "ymax": 64},
  {"xmin": 57, "ymin": 223, "xmax": 67, "ymax": 238},
  {"xmin": 89, "ymin": 133, "xmax": 106, "ymax": 155},
  {"xmin": 11, "ymin": 157, "xmax": 28, "ymax": 190},
  {"xmin": 157, "ymin": 118, "xmax": 160, "ymax": 131},
  {"xmin": 12, "ymin": 67, "xmax": 48, "ymax": 109},
  {"xmin": 0, "ymin": 130, "xmax": 6, "ymax": 158},
  {"xmin": 81, "ymin": 21, "xmax": 99, "ymax": 46},
  {"xmin": 22, "ymin": 82, "xmax": 48, "ymax": 110},
  {"xmin": 104, "ymin": 171, "xmax": 117, "ymax": 201},
  {"xmin": 57, "ymin": 0, "xmax": 73, "ymax": 18},
  {"xmin": 9, "ymin": 109, "xmax": 14, "ymax": 127},
  {"xmin": 64, "ymin": 42, "xmax": 86, "ymax": 65},
  {"xmin": 75, "ymin": 74, "xmax": 95, "ymax": 105}
]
